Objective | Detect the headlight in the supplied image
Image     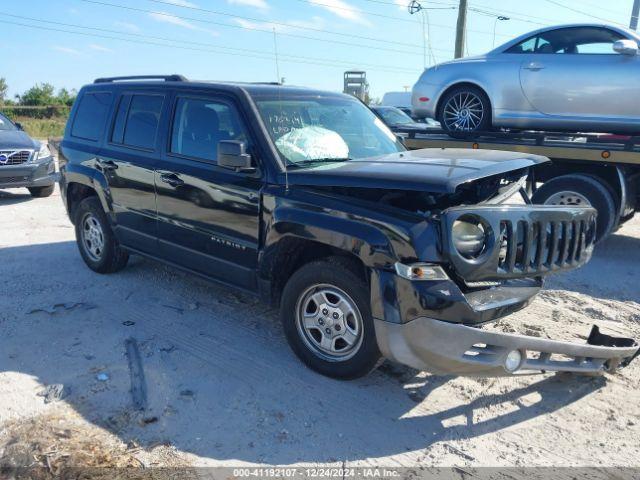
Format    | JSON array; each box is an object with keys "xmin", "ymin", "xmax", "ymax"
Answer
[
  {"xmin": 395, "ymin": 262, "xmax": 449, "ymax": 281},
  {"xmin": 32, "ymin": 144, "xmax": 52, "ymax": 163},
  {"xmin": 452, "ymin": 215, "xmax": 488, "ymax": 259}
]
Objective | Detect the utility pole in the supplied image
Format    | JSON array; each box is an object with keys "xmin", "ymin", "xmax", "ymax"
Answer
[
  {"xmin": 454, "ymin": 0, "xmax": 468, "ymax": 59},
  {"xmin": 631, "ymin": 0, "xmax": 640, "ymax": 30}
]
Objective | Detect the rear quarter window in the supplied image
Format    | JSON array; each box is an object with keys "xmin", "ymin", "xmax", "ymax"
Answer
[{"xmin": 71, "ymin": 92, "xmax": 112, "ymax": 141}]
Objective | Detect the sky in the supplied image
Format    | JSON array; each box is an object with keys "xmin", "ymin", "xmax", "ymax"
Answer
[{"xmin": 0, "ymin": 0, "xmax": 637, "ymax": 100}]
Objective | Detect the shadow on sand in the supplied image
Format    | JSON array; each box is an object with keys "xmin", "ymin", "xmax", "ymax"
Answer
[{"xmin": 0, "ymin": 189, "xmax": 34, "ymax": 206}]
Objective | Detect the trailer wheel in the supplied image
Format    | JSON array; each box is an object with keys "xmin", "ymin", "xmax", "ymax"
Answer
[{"xmin": 532, "ymin": 174, "xmax": 616, "ymax": 242}]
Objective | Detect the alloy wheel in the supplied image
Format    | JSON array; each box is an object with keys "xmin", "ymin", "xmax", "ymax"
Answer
[{"xmin": 443, "ymin": 91, "xmax": 484, "ymax": 132}]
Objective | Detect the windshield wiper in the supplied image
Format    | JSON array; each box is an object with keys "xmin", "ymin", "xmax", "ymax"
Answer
[{"xmin": 289, "ymin": 157, "xmax": 352, "ymax": 168}]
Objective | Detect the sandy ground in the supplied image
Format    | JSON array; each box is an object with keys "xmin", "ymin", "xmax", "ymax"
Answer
[{"xmin": 0, "ymin": 183, "xmax": 639, "ymax": 471}]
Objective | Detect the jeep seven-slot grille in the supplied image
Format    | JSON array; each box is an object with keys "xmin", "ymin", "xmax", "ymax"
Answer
[
  {"xmin": 497, "ymin": 216, "xmax": 596, "ymax": 274},
  {"xmin": 0, "ymin": 150, "xmax": 32, "ymax": 165}
]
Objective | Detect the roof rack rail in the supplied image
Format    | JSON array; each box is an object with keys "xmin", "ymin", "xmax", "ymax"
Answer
[{"xmin": 94, "ymin": 75, "xmax": 188, "ymax": 84}]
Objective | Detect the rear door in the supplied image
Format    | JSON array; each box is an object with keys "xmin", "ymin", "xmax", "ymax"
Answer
[
  {"xmin": 99, "ymin": 91, "xmax": 168, "ymax": 253},
  {"xmin": 154, "ymin": 91, "xmax": 262, "ymax": 290}
]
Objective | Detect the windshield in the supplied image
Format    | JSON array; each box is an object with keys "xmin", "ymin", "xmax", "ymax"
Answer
[
  {"xmin": 254, "ymin": 94, "xmax": 404, "ymax": 166},
  {"xmin": 0, "ymin": 113, "xmax": 17, "ymax": 131},
  {"xmin": 377, "ymin": 107, "xmax": 414, "ymax": 125}
]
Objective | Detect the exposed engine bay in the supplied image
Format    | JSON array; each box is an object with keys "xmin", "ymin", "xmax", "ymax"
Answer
[{"xmin": 316, "ymin": 169, "xmax": 529, "ymax": 216}]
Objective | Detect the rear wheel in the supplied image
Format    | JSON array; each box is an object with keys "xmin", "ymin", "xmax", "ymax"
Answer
[
  {"xmin": 532, "ymin": 174, "xmax": 616, "ymax": 242},
  {"xmin": 438, "ymin": 85, "xmax": 491, "ymax": 136},
  {"xmin": 74, "ymin": 197, "xmax": 129, "ymax": 273},
  {"xmin": 28, "ymin": 185, "xmax": 54, "ymax": 198},
  {"xmin": 280, "ymin": 258, "xmax": 381, "ymax": 380}
]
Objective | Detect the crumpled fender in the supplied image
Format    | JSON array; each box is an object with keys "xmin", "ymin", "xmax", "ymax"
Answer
[{"xmin": 261, "ymin": 188, "xmax": 427, "ymax": 270}]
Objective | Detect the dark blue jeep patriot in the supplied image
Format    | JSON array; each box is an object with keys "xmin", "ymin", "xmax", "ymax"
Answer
[{"xmin": 57, "ymin": 75, "xmax": 638, "ymax": 379}]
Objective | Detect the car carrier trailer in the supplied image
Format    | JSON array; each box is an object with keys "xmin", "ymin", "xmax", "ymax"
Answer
[{"xmin": 398, "ymin": 129, "xmax": 640, "ymax": 242}]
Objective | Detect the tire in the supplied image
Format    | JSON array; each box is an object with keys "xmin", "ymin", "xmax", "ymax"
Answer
[
  {"xmin": 280, "ymin": 257, "xmax": 381, "ymax": 380},
  {"xmin": 531, "ymin": 174, "xmax": 616, "ymax": 243},
  {"xmin": 28, "ymin": 185, "xmax": 54, "ymax": 198},
  {"xmin": 74, "ymin": 196, "xmax": 129, "ymax": 273},
  {"xmin": 437, "ymin": 85, "xmax": 492, "ymax": 137}
]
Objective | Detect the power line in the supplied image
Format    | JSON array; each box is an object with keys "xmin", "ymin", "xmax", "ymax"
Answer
[
  {"xmin": 468, "ymin": 6, "xmax": 546, "ymax": 26},
  {"xmin": 469, "ymin": 2, "xmax": 556, "ymax": 25},
  {"xmin": 79, "ymin": 0, "xmax": 450, "ymax": 55},
  {"xmin": 291, "ymin": 0, "xmax": 455, "ymax": 24},
  {"xmin": 136, "ymin": 0, "xmax": 511, "ymax": 42},
  {"xmin": 577, "ymin": 0, "xmax": 629, "ymax": 16},
  {"xmin": 0, "ymin": 17, "xmax": 426, "ymax": 75},
  {"xmin": 0, "ymin": 12, "xmax": 424, "ymax": 72},
  {"xmin": 471, "ymin": 0, "xmax": 631, "ymax": 31},
  {"xmin": 542, "ymin": 0, "xmax": 626, "ymax": 26},
  {"xmin": 79, "ymin": 0, "xmax": 455, "ymax": 55},
  {"xmin": 357, "ymin": 0, "xmax": 458, "ymax": 7},
  {"xmin": 144, "ymin": 0, "xmax": 424, "ymax": 48}
]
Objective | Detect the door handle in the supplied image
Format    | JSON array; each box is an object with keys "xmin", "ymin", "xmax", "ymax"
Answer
[
  {"xmin": 97, "ymin": 159, "xmax": 118, "ymax": 170},
  {"xmin": 524, "ymin": 62, "xmax": 545, "ymax": 71},
  {"xmin": 160, "ymin": 173, "xmax": 184, "ymax": 187}
]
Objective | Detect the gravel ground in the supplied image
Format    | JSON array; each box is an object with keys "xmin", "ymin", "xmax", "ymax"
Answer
[{"xmin": 0, "ymin": 183, "xmax": 639, "ymax": 470}]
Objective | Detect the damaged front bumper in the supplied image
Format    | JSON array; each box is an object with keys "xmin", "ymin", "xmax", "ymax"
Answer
[{"xmin": 374, "ymin": 317, "xmax": 639, "ymax": 376}]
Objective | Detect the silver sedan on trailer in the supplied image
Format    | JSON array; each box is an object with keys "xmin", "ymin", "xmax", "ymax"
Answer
[{"xmin": 412, "ymin": 24, "xmax": 640, "ymax": 135}]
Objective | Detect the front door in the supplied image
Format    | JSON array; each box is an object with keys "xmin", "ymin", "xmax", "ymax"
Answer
[
  {"xmin": 518, "ymin": 26, "xmax": 640, "ymax": 120},
  {"xmin": 99, "ymin": 91, "xmax": 167, "ymax": 253},
  {"xmin": 155, "ymin": 93, "xmax": 262, "ymax": 290}
]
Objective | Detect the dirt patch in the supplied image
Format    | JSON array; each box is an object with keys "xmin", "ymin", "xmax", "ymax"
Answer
[{"xmin": 0, "ymin": 409, "xmax": 194, "ymax": 478}]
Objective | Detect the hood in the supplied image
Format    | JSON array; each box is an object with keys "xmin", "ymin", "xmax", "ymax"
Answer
[
  {"xmin": 433, "ymin": 54, "xmax": 488, "ymax": 68},
  {"xmin": 0, "ymin": 129, "xmax": 38, "ymax": 150},
  {"xmin": 285, "ymin": 148, "xmax": 548, "ymax": 194}
]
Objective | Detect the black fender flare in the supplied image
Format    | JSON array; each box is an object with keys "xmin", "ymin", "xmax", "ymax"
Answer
[{"xmin": 63, "ymin": 164, "xmax": 113, "ymax": 220}]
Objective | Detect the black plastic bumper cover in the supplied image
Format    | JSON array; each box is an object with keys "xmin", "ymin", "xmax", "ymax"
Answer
[{"xmin": 588, "ymin": 325, "xmax": 639, "ymax": 368}]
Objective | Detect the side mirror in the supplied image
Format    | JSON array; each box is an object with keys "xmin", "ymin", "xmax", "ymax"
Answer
[
  {"xmin": 217, "ymin": 140, "xmax": 254, "ymax": 172},
  {"xmin": 14, "ymin": 122, "xmax": 23, "ymax": 130},
  {"xmin": 613, "ymin": 39, "xmax": 638, "ymax": 56}
]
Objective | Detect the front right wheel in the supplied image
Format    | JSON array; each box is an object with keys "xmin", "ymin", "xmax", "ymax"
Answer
[{"xmin": 280, "ymin": 258, "xmax": 381, "ymax": 380}]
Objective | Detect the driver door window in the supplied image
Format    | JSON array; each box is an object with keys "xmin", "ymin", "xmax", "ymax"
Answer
[
  {"xmin": 507, "ymin": 27, "xmax": 626, "ymax": 55},
  {"xmin": 170, "ymin": 97, "xmax": 248, "ymax": 163}
]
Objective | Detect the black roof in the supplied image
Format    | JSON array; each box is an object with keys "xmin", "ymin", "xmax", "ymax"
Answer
[{"xmin": 88, "ymin": 75, "xmax": 348, "ymax": 99}]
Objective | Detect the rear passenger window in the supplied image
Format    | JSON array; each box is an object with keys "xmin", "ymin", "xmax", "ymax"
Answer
[
  {"xmin": 170, "ymin": 97, "xmax": 249, "ymax": 162},
  {"xmin": 111, "ymin": 94, "xmax": 164, "ymax": 150},
  {"xmin": 71, "ymin": 92, "xmax": 112, "ymax": 141}
]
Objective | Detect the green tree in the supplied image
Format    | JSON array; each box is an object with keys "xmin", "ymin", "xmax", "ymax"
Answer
[
  {"xmin": 0, "ymin": 78, "xmax": 8, "ymax": 104},
  {"xmin": 18, "ymin": 83, "xmax": 57, "ymax": 106},
  {"xmin": 56, "ymin": 88, "xmax": 77, "ymax": 107}
]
